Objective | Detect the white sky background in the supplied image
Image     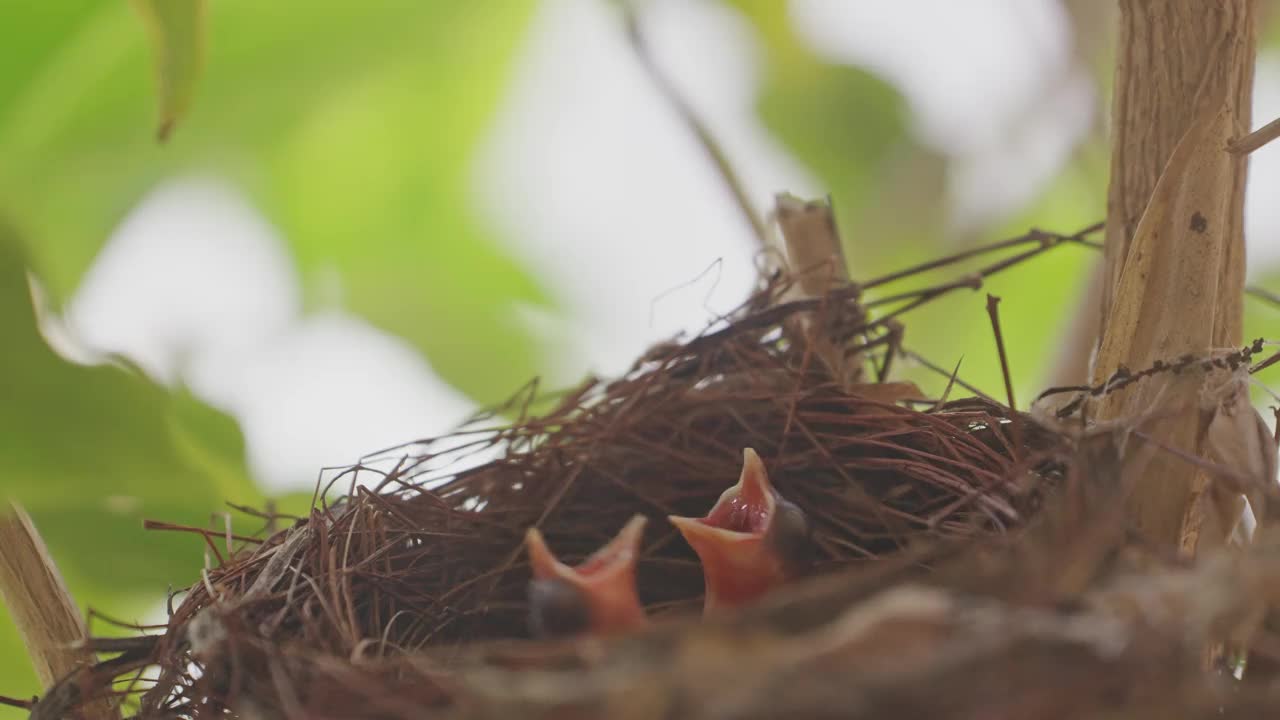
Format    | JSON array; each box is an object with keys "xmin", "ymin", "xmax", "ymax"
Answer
[{"xmin": 57, "ymin": 0, "xmax": 1280, "ymax": 491}]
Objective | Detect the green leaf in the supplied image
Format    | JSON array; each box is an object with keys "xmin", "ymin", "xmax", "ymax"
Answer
[
  {"xmin": 0, "ymin": 220, "xmax": 263, "ymax": 707},
  {"xmin": 267, "ymin": 54, "xmax": 551, "ymax": 403},
  {"xmin": 0, "ymin": 228, "xmax": 258, "ymax": 509},
  {"xmin": 0, "ymin": 215, "xmax": 260, "ymax": 513},
  {"xmin": 0, "ymin": 1, "xmax": 549, "ymax": 405},
  {"xmin": 130, "ymin": 0, "xmax": 206, "ymax": 141}
]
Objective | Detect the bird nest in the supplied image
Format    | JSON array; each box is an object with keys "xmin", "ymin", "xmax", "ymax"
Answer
[{"xmin": 30, "ymin": 221, "xmax": 1280, "ymax": 719}]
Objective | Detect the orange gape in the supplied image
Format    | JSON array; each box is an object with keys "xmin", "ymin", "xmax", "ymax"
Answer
[
  {"xmin": 523, "ymin": 449, "xmax": 811, "ymax": 637},
  {"xmin": 669, "ymin": 448, "xmax": 810, "ymax": 611},
  {"xmin": 525, "ymin": 515, "xmax": 648, "ymax": 637}
]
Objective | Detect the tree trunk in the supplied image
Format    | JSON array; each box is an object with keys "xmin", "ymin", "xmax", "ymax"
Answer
[
  {"xmin": 1102, "ymin": 0, "xmax": 1255, "ymax": 346},
  {"xmin": 1096, "ymin": 0, "xmax": 1256, "ymax": 549}
]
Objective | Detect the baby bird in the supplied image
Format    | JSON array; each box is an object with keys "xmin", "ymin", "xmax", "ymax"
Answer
[
  {"xmin": 524, "ymin": 514, "xmax": 648, "ymax": 638},
  {"xmin": 669, "ymin": 448, "xmax": 810, "ymax": 611}
]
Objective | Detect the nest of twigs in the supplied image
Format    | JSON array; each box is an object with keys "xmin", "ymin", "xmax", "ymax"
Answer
[{"xmin": 32, "ymin": 221, "xmax": 1280, "ymax": 719}]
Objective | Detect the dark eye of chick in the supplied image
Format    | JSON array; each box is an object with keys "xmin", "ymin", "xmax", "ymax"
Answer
[{"xmin": 527, "ymin": 578, "xmax": 591, "ymax": 638}]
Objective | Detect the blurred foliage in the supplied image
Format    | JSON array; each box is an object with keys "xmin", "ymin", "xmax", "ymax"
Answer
[
  {"xmin": 1, "ymin": 1, "xmax": 1279, "ymax": 715},
  {"xmin": 0, "ymin": 0, "xmax": 541, "ymax": 707},
  {"xmin": 728, "ymin": 0, "xmax": 1101, "ymax": 398},
  {"xmin": 130, "ymin": 0, "xmax": 206, "ymax": 140},
  {"xmin": 729, "ymin": 0, "xmax": 949, "ymax": 275},
  {"xmin": 0, "ymin": 221, "xmax": 263, "ymax": 699},
  {"xmin": 0, "ymin": 1, "xmax": 546, "ymax": 406}
]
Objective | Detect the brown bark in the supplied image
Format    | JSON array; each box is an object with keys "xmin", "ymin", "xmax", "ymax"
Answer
[
  {"xmin": 1102, "ymin": 0, "xmax": 1255, "ymax": 347},
  {"xmin": 1096, "ymin": 0, "xmax": 1256, "ymax": 550}
]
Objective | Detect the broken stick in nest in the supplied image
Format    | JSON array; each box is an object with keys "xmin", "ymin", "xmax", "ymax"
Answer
[{"xmin": 31, "ymin": 222, "xmax": 1108, "ymax": 719}]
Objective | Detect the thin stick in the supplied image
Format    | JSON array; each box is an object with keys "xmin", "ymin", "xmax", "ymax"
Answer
[
  {"xmin": 143, "ymin": 518, "xmax": 264, "ymax": 546},
  {"xmin": 0, "ymin": 503, "xmax": 117, "ymax": 720},
  {"xmin": 986, "ymin": 294, "xmax": 1023, "ymax": 465},
  {"xmin": 1228, "ymin": 114, "xmax": 1280, "ymax": 155},
  {"xmin": 860, "ymin": 222, "xmax": 1103, "ymax": 292},
  {"xmin": 0, "ymin": 695, "xmax": 32, "ymax": 710},
  {"xmin": 621, "ymin": 6, "xmax": 770, "ymax": 248},
  {"xmin": 985, "ymin": 295, "xmax": 1017, "ymax": 412},
  {"xmin": 678, "ymin": 222, "xmax": 1098, "ymax": 357},
  {"xmin": 934, "ymin": 356, "xmax": 965, "ymax": 407},
  {"xmin": 1246, "ymin": 285, "xmax": 1280, "ymax": 308},
  {"xmin": 900, "ymin": 348, "xmax": 997, "ymax": 402},
  {"xmin": 1251, "ymin": 350, "xmax": 1280, "ymax": 375}
]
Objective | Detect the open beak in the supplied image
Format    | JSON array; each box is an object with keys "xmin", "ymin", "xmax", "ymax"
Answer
[
  {"xmin": 525, "ymin": 514, "xmax": 648, "ymax": 637},
  {"xmin": 669, "ymin": 448, "xmax": 809, "ymax": 611}
]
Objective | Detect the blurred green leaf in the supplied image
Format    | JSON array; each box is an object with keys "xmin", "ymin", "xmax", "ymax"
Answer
[
  {"xmin": 0, "ymin": 225, "xmax": 259, "ymax": 509},
  {"xmin": 727, "ymin": 0, "xmax": 946, "ymax": 274},
  {"xmin": 754, "ymin": 43, "xmax": 908, "ymax": 218},
  {"xmin": 0, "ymin": 1, "xmax": 97, "ymax": 116},
  {"xmin": 35, "ymin": 503, "xmax": 231, "ymax": 605},
  {"xmin": 0, "ymin": 601, "xmax": 36, "ymax": 714},
  {"xmin": 0, "ymin": 4, "xmax": 543, "ymax": 702},
  {"xmin": 0, "ymin": 220, "xmax": 262, "ymax": 706},
  {"xmin": 0, "ymin": 1, "xmax": 548, "ymax": 405},
  {"xmin": 130, "ymin": 0, "xmax": 206, "ymax": 141}
]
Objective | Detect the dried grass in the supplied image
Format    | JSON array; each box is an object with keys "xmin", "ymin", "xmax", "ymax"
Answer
[{"xmin": 36, "ymin": 223, "xmax": 1280, "ymax": 719}]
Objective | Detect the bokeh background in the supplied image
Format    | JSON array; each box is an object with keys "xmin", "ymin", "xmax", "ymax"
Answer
[{"xmin": 3, "ymin": 0, "xmax": 1280, "ymax": 708}]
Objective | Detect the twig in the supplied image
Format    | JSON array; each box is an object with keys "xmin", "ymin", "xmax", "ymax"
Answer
[
  {"xmin": 143, "ymin": 518, "xmax": 264, "ymax": 546},
  {"xmin": 1228, "ymin": 115, "xmax": 1280, "ymax": 155},
  {"xmin": 900, "ymin": 348, "xmax": 997, "ymax": 402},
  {"xmin": 1041, "ymin": 339, "xmax": 1267, "ymax": 417},
  {"xmin": 621, "ymin": 5, "xmax": 769, "ymax": 248},
  {"xmin": 0, "ymin": 503, "xmax": 117, "ymax": 720},
  {"xmin": 0, "ymin": 695, "xmax": 32, "ymax": 710},
  {"xmin": 1252, "ymin": 350, "xmax": 1280, "ymax": 375},
  {"xmin": 985, "ymin": 295, "xmax": 1017, "ymax": 412},
  {"xmin": 859, "ymin": 222, "xmax": 1103, "ymax": 292},
  {"xmin": 1246, "ymin": 285, "xmax": 1280, "ymax": 308}
]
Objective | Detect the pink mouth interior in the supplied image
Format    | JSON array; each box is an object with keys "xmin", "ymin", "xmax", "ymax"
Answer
[
  {"xmin": 704, "ymin": 493, "xmax": 771, "ymax": 534},
  {"xmin": 574, "ymin": 541, "xmax": 632, "ymax": 578},
  {"xmin": 575, "ymin": 555, "xmax": 615, "ymax": 577}
]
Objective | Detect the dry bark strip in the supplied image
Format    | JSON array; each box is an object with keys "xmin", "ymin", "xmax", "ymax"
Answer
[
  {"xmin": 0, "ymin": 503, "xmax": 117, "ymax": 720},
  {"xmin": 774, "ymin": 194, "xmax": 868, "ymax": 390}
]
